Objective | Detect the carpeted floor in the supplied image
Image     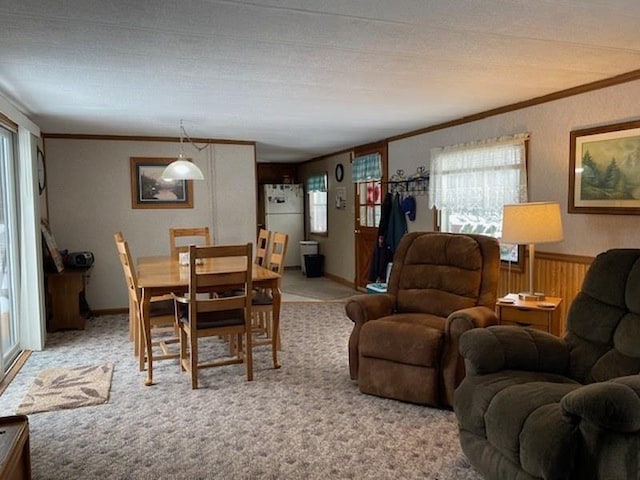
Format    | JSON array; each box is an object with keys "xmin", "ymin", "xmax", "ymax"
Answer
[{"xmin": 0, "ymin": 302, "xmax": 480, "ymax": 480}]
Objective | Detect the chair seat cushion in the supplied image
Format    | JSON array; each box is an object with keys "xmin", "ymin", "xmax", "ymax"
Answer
[
  {"xmin": 456, "ymin": 371, "xmax": 581, "ymax": 479},
  {"xmin": 359, "ymin": 314, "xmax": 444, "ymax": 367},
  {"xmin": 179, "ymin": 309, "xmax": 245, "ymax": 329}
]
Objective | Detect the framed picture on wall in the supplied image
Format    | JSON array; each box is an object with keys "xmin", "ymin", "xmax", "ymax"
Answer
[
  {"xmin": 569, "ymin": 119, "xmax": 640, "ymax": 215},
  {"xmin": 130, "ymin": 157, "xmax": 194, "ymax": 209}
]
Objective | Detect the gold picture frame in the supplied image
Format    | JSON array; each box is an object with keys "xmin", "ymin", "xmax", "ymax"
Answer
[
  {"xmin": 569, "ymin": 119, "xmax": 640, "ymax": 215},
  {"xmin": 130, "ymin": 157, "xmax": 194, "ymax": 209}
]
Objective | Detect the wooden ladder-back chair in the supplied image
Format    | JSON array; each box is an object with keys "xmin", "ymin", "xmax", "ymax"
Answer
[
  {"xmin": 255, "ymin": 228, "xmax": 271, "ymax": 267},
  {"xmin": 252, "ymin": 231, "xmax": 288, "ymax": 369},
  {"xmin": 169, "ymin": 227, "xmax": 211, "ymax": 258},
  {"xmin": 174, "ymin": 243, "xmax": 253, "ymax": 389},
  {"xmin": 113, "ymin": 232, "xmax": 178, "ymax": 370}
]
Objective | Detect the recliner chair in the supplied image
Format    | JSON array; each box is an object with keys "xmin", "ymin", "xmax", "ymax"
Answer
[
  {"xmin": 345, "ymin": 231, "xmax": 501, "ymax": 407},
  {"xmin": 455, "ymin": 248, "xmax": 640, "ymax": 480}
]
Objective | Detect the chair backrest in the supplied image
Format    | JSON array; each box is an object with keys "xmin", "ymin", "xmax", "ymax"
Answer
[
  {"xmin": 564, "ymin": 248, "xmax": 640, "ymax": 384},
  {"xmin": 186, "ymin": 243, "xmax": 253, "ymax": 330},
  {"xmin": 169, "ymin": 227, "xmax": 211, "ymax": 258},
  {"xmin": 265, "ymin": 232, "xmax": 288, "ymax": 274},
  {"xmin": 255, "ymin": 229, "xmax": 271, "ymax": 267},
  {"xmin": 114, "ymin": 232, "xmax": 141, "ymax": 306},
  {"xmin": 387, "ymin": 232, "xmax": 500, "ymax": 317}
]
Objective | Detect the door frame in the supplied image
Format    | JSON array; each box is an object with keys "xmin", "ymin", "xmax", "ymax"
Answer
[{"xmin": 352, "ymin": 142, "xmax": 388, "ymax": 290}]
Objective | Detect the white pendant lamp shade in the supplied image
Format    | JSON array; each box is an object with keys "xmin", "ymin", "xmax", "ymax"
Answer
[{"xmin": 161, "ymin": 154, "xmax": 204, "ymax": 180}]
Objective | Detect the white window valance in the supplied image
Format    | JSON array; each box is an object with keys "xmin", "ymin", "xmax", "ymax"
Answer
[{"xmin": 428, "ymin": 133, "xmax": 529, "ymax": 214}]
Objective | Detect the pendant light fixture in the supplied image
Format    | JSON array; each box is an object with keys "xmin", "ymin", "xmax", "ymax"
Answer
[{"xmin": 161, "ymin": 120, "xmax": 205, "ymax": 180}]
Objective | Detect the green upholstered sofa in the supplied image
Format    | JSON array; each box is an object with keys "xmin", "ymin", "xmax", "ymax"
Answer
[
  {"xmin": 455, "ymin": 248, "xmax": 640, "ymax": 480},
  {"xmin": 345, "ymin": 231, "xmax": 500, "ymax": 407}
]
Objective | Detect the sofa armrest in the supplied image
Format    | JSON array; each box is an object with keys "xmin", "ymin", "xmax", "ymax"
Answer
[
  {"xmin": 439, "ymin": 306, "xmax": 499, "ymax": 406},
  {"xmin": 459, "ymin": 326, "xmax": 570, "ymax": 375},
  {"xmin": 345, "ymin": 294, "xmax": 395, "ymax": 326},
  {"xmin": 446, "ymin": 305, "xmax": 498, "ymax": 333},
  {"xmin": 561, "ymin": 376, "xmax": 640, "ymax": 433},
  {"xmin": 345, "ymin": 293, "xmax": 395, "ymax": 380}
]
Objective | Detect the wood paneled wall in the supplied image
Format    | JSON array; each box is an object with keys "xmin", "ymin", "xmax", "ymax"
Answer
[{"xmin": 497, "ymin": 251, "xmax": 594, "ymax": 335}]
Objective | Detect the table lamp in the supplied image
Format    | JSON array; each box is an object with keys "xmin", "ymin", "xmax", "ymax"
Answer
[{"xmin": 501, "ymin": 202, "xmax": 563, "ymax": 301}]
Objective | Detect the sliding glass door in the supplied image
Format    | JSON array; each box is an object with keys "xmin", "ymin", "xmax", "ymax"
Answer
[{"xmin": 0, "ymin": 126, "xmax": 20, "ymax": 377}]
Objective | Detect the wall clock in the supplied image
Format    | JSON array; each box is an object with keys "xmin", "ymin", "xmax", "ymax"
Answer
[
  {"xmin": 335, "ymin": 163, "xmax": 344, "ymax": 182},
  {"xmin": 37, "ymin": 148, "xmax": 46, "ymax": 194}
]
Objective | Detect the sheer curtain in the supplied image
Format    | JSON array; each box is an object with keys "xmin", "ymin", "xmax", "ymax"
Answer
[{"xmin": 429, "ymin": 133, "xmax": 529, "ymax": 237}]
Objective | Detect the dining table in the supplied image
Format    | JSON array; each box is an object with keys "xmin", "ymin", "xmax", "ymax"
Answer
[{"xmin": 136, "ymin": 255, "xmax": 282, "ymax": 386}]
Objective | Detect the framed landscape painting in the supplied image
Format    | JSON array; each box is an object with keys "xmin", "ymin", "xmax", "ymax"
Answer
[
  {"xmin": 130, "ymin": 157, "xmax": 193, "ymax": 209},
  {"xmin": 569, "ymin": 120, "xmax": 640, "ymax": 215}
]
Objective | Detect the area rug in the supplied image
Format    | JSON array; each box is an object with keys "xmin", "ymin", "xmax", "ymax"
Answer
[{"xmin": 16, "ymin": 363, "xmax": 113, "ymax": 415}]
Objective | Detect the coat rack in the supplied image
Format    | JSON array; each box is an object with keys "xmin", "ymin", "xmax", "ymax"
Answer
[{"xmin": 385, "ymin": 166, "xmax": 429, "ymax": 195}]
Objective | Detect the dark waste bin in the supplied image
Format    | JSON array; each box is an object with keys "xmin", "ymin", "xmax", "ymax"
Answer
[{"xmin": 304, "ymin": 254, "xmax": 324, "ymax": 278}]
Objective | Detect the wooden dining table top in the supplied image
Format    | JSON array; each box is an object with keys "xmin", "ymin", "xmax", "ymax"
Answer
[{"xmin": 137, "ymin": 255, "xmax": 281, "ymax": 289}]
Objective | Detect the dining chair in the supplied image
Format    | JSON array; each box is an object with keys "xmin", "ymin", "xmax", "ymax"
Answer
[
  {"xmin": 169, "ymin": 227, "xmax": 211, "ymax": 258},
  {"xmin": 174, "ymin": 243, "xmax": 254, "ymax": 389},
  {"xmin": 251, "ymin": 231, "xmax": 288, "ymax": 368},
  {"xmin": 113, "ymin": 232, "xmax": 179, "ymax": 370},
  {"xmin": 255, "ymin": 228, "xmax": 271, "ymax": 267}
]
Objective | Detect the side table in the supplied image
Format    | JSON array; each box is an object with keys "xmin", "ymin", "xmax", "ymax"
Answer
[
  {"xmin": 0, "ymin": 415, "xmax": 31, "ymax": 480},
  {"xmin": 496, "ymin": 293, "xmax": 562, "ymax": 336}
]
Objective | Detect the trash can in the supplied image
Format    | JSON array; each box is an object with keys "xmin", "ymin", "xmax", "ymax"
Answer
[
  {"xmin": 299, "ymin": 241, "xmax": 319, "ymax": 275},
  {"xmin": 304, "ymin": 254, "xmax": 324, "ymax": 278}
]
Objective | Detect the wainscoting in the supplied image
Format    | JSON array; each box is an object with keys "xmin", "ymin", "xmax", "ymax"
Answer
[{"xmin": 498, "ymin": 251, "xmax": 594, "ymax": 335}]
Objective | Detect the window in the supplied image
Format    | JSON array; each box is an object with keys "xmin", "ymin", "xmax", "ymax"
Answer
[
  {"xmin": 429, "ymin": 133, "xmax": 529, "ymax": 263},
  {"xmin": 307, "ymin": 173, "xmax": 327, "ymax": 234},
  {"xmin": 0, "ymin": 126, "xmax": 20, "ymax": 373},
  {"xmin": 352, "ymin": 153, "xmax": 383, "ymax": 228}
]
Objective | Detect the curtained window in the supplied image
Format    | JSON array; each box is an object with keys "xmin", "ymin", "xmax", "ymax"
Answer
[
  {"xmin": 307, "ymin": 173, "xmax": 328, "ymax": 234},
  {"xmin": 429, "ymin": 133, "xmax": 529, "ymax": 262},
  {"xmin": 351, "ymin": 153, "xmax": 381, "ymax": 183}
]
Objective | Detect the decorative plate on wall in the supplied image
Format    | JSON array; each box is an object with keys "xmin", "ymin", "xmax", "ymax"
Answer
[{"xmin": 335, "ymin": 163, "xmax": 344, "ymax": 182}]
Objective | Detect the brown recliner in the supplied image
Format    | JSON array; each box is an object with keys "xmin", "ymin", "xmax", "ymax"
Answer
[{"xmin": 345, "ymin": 232, "xmax": 500, "ymax": 407}]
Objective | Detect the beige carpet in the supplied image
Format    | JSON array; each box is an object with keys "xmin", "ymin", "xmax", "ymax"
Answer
[{"xmin": 16, "ymin": 363, "xmax": 113, "ymax": 415}]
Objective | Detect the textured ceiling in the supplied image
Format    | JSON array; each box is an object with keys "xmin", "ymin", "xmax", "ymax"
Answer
[{"xmin": 1, "ymin": 0, "xmax": 640, "ymax": 162}]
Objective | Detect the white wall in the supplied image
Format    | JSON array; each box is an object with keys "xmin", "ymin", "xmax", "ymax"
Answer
[
  {"xmin": 299, "ymin": 151, "xmax": 355, "ymax": 284},
  {"xmin": 389, "ymin": 80, "xmax": 640, "ymax": 256},
  {"xmin": 44, "ymin": 138, "xmax": 256, "ymax": 311}
]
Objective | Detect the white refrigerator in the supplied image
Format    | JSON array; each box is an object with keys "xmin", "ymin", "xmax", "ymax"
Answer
[{"xmin": 264, "ymin": 184, "xmax": 304, "ymax": 267}]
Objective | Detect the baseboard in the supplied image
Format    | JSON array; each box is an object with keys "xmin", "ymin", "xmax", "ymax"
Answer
[
  {"xmin": 324, "ymin": 272, "xmax": 355, "ymax": 289},
  {"xmin": 0, "ymin": 350, "xmax": 31, "ymax": 397}
]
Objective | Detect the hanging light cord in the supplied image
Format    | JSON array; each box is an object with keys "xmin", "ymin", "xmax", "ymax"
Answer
[{"xmin": 180, "ymin": 119, "xmax": 211, "ymax": 153}]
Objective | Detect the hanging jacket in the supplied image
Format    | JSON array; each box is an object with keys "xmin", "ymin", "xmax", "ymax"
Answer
[
  {"xmin": 387, "ymin": 193, "xmax": 408, "ymax": 255},
  {"xmin": 368, "ymin": 192, "xmax": 393, "ymax": 282}
]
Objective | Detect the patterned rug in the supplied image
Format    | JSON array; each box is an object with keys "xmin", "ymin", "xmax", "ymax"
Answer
[{"xmin": 16, "ymin": 363, "xmax": 113, "ymax": 415}]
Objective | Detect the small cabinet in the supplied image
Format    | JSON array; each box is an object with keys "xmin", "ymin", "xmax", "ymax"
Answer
[
  {"xmin": 45, "ymin": 267, "xmax": 91, "ymax": 331},
  {"xmin": 496, "ymin": 294, "xmax": 562, "ymax": 336}
]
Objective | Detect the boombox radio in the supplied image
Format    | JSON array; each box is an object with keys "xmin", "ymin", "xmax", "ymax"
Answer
[{"xmin": 66, "ymin": 251, "xmax": 95, "ymax": 267}]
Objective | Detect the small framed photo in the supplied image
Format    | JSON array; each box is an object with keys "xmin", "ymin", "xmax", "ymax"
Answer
[
  {"xmin": 130, "ymin": 157, "xmax": 194, "ymax": 209},
  {"xmin": 569, "ymin": 120, "xmax": 640, "ymax": 215}
]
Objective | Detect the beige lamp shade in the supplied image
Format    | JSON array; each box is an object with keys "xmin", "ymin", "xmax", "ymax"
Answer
[{"xmin": 501, "ymin": 202, "xmax": 563, "ymax": 244}]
